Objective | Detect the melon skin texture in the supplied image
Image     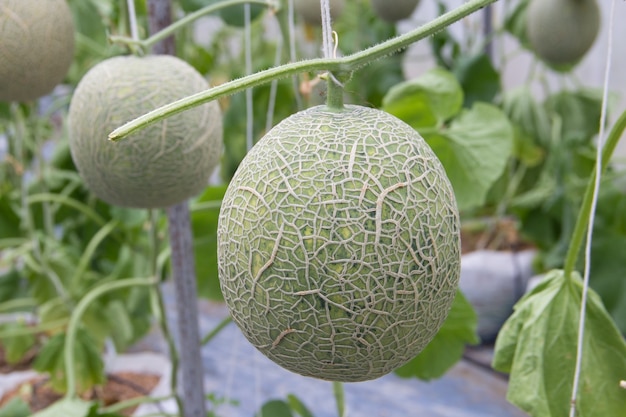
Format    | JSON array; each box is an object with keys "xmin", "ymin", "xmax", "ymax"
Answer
[
  {"xmin": 0, "ymin": 0, "xmax": 75, "ymax": 102},
  {"xmin": 526, "ymin": 0, "xmax": 600, "ymax": 70},
  {"xmin": 218, "ymin": 105, "xmax": 461, "ymax": 382},
  {"xmin": 294, "ymin": 0, "xmax": 345, "ymax": 26},
  {"xmin": 370, "ymin": 0, "xmax": 420, "ymax": 23},
  {"xmin": 68, "ymin": 55, "xmax": 222, "ymax": 209}
]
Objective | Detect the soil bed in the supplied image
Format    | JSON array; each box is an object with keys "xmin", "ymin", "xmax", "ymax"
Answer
[{"xmin": 0, "ymin": 371, "xmax": 159, "ymax": 416}]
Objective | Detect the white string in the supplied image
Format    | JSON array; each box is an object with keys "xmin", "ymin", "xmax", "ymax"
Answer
[
  {"xmin": 288, "ymin": 0, "xmax": 303, "ymax": 108},
  {"xmin": 320, "ymin": 0, "xmax": 333, "ymax": 59},
  {"xmin": 245, "ymin": 3, "xmax": 254, "ymax": 152},
  {"xmin": 126, "ymin": 0, "xmax": 140, "ymax": 41},
  {"xmin": 569, "ymin": 0, "xmax": 617, "ymax": 415},
  {"xmin": 265, "ymin": 34, "xmax": 284, "ymax": 133}
]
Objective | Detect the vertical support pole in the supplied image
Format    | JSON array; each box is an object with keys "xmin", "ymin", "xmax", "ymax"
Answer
[
  {"xmin": 147, "ymin": 1, "xmax": 207, "ymax": 416},
  {"xmin": 483, "ymin": 4, "xmax": 493, "ymax": 59}
]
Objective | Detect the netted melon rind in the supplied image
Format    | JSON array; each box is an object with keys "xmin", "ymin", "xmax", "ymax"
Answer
[
  {"xmin": 0, "ymin": 0, "xmax": 75, "ymax": 102},
  {"xmin": 68, "ymin": 55, "xmax": 222, "ymax": 208},
  {"xmin": 218, "ymin": 105, "xmax": 460, "ymax": 382}
]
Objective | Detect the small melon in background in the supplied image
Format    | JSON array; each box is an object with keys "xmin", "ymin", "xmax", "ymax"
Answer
[
  {"xmin": 294, "ymin": 0, "xmax": 345, "ymax": 26},
  {"xmin": 370, "ymin": 0, "xmax": 421, "ymax": 23},
  {"xmin": 68, "ymin": 55, "xmax": 223, "ymax": 209},
  {"xmin": 218, "ymin": 104, "xmax": 461, "ymax": 382},
  {"xmin": 0, "ymin": 0, "xmax": 75, "ymax": 102},
  {"xmin": 526, "ymin": 0, "xmax": 600, "ymax": 70}
]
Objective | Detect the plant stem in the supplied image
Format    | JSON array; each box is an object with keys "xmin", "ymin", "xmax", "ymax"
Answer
[
  {"xmin": 100, "ymin": 395, "xmax": 175, "ymax": 414},
  {"xmin": 332, "ymin": 381, "xmax": 345, "ymax": 417},
  {"xmin": 201, "ymin": 316, "xmax": 232, "ymax": 345},
  {"xmin": 109, "ymin": 0, "xmax": 498, "ymax": 141},
  {"xmin": 64, "ymin": 277, "xmax": 156, "ymax": 399},
  {"xmin": 562, "ymin": 109, "xmax": 626, "ymax": 278},
  {"xmin": 112, "ymin": 0, "xmax": 276, "ymax": 52}
]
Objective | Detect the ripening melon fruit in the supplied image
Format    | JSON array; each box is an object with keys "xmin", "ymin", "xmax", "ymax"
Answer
[
  {"xmin": 217, "ymin": 104, "xmax": 461, "ymax": 382},
  {"xmin": 0, "ymin": 0, "xmax": 75, "ymax": 102},
  {"xmin": 68, "ymin": 55, "xmax": 222, "ymax": 209},
  {"xmin": 370, "ymin": 0, "xmax": 420, "ymax": 23},
  {"xmin": 294, "ymin": 0, "xmax": 345, "ymax": 26},
  {"xmin": 526, "ymin": 0, "xmax": 600, "ymax": 70}
]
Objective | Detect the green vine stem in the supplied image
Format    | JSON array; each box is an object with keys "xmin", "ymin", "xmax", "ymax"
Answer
[
  {"xmin": 100, "ymin": 394, "xmax": 175, "ymax": 414},
  {"xmin": 64, "ymin": 277, "xmax": 156, "ymax": 399},
  {"xmin": 110, "ymin": 0, "xmax": 277, "ymax": 53},
  {"xmin": 148, "ymin": 209, "xmax": 184, "ymax": 416},
  {"xmin": 201, "ymin": 316, "xmax": 233, "ymax": 345},
  {"xmin": 109, "ymin": 0, "xmax": 498, "ymax": 141},
  {"xmin": 563, "ymin": 109, "xmax": 626, "ymax": 279},
  {"xmin": 332, "ymin": 381, "xmax": 345, "ymax": 417}
]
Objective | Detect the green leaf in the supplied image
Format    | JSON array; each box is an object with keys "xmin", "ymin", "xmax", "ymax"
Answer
[
  {"xmin": 425, "ymin": 102, "xmax": 514, "ymax": 211},
  {"xmin": 0, "ymin": 269, "xmax": 24, "ymax": 303},
  {"xmin": 1, "ymin": 322, "xmax": 35, "ymax": 364},
  {"xmin": 0, "ymin": 193, "xmax": 21, "ymax": 239},
  {"xmin": 255, "ymin": 399, "xmax": 294, "ymax": 417},
  {"xmin": 191, "ymin": 186, "xmax": 227, "ymax": 300},
  {"xmin": 544, "ymin": 89, "xmax": 603, "ymax": 145},
  {"xmin": 501, "ymin": 87, "xmax": 552, "ymax": 147},
  {"xmin": 453, "ymin": 53, "xmax": 501, "ymax": 107},
  {"xmin": 30, "ymin": 398, "xmax": 93, "ymax": 417},
  {"xmin": 395, "ymin": 290, "xmax": 479, "ymax": 380},
  {"xmin": 286, "ymin": 394, "xmax": 314, "ymax": 417},
  {"xmin": 104, "ymin": 300, "xmax": 135, "ymax": 350},
  {"xmin": 33, "ymin": 329, "xmax": 105, "ymax": 393},
  {"xmin": 0, "ymin": 397, "xmax": 31, "ymax": 417},
  {"xmin": 493, "ymin": 270, "xmax": 626, "ymax": 417},
  {"xmin": 382, "ymin": 68, "xmax": 464, "ymax": 129}
]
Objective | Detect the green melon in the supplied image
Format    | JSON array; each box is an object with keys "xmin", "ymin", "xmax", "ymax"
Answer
[
  {"xmin": 526, "ymin": 0, "xmax": 600, "ymax": 70},
  {"xmin": 370, "ymin": 0, "xmax": 421, "ymax": 23},
  {"xmin": 0, "ymin": 0, "xmax": 75, "ymax": 102},
  {"xmin": 68, "ymin": 55, "xmax": 222, "ymax": 209},
  {"xmin": 294, "ymin": 0, "xmax": 345, "ymax": 26},
  {"xmin": 217, "ymin": 104, "xmax": 460, "ymax": 382}
]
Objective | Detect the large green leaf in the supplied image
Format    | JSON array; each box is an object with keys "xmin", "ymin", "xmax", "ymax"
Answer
[
  {"xmin": 544, "ymin": 89, "xmax": 604, "ymax": 145},
  {"xmin": 0, "ymin": 322, "xmax": 35, "ymax": 364},
  {"xmin": 382, "ymin": 68, "xmax": 463, "ymax": 129},
  {"xmin": 453, "ymin": 53, "xmax": 501, "ymax": 107},
  {"xmin": 501, "ymin": 87, "xmax": 552, "ymax": 147},
  {"xmin": 395, "ymin": 290, "xmax": 478, "ymax": 380},
  {"xmin": 425, "ymin": 103, "xmax": 514, "ymax": 211},
  {"xmin": 33, "ymin": 329, "xmax": 105, "ymax": 394},
  {"xmin": 191, "ymin": 186, "xmax": 227, "ymax": 301},
  {"xmin": 493, "ymin": 270, "xmax": 626, "ymax": 417},
  {"xmin": 0, "ymin": 397, "xmax": 31, "ymax": 417}
]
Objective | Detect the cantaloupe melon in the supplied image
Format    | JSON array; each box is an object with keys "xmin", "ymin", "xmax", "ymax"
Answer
[
  {"xmin": 68, "ymin": 55, "xmax": 222, "ymax": 208},
  {"xmin": 371, "ymin": 0, "xmax": 420, "ymax": 23},
  {"xmin": 526, "ymin": 0, "xmax": 600, "ymax": 70},
  {"xmin": 218, "ymin": 104, "xmax": 460, "ymax": 382},
  {"xmin": 0, "ymin": 0, "xmax": 75, "ymax": 102}
]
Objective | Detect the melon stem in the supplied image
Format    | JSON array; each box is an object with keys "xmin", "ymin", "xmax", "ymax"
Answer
[{"xmin": 325, "ymin": 72, "xmax": 345, "ymax": 110}]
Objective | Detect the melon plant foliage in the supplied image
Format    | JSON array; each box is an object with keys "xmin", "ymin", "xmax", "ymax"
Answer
[{"xmin": 218, "ymin": 104, "xmax": 462, "ymax": 382}]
